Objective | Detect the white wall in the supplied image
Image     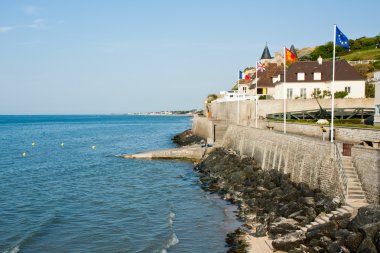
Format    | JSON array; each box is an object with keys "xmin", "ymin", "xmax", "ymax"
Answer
[{"xmin": 274, "ymin": 80, "xmax": 365, "ymax": 99}]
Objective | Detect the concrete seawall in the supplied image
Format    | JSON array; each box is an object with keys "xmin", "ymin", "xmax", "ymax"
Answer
[
  {"xmin": 221, "ymin": 124, "xmax": 342, "ymax": 199},
  {"xmin": 192, "ymin": 116, "xmax": 380, "ymax": 204}
]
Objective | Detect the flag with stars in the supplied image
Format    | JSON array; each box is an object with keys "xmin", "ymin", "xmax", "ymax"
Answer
[{"xmin": 336, "ymin": 26, "xmax": 350, "ymax": 50}]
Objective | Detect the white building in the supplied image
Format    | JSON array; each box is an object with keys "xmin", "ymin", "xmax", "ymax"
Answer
[{"xmin": 273, "ymin": 57, "xmax": 366, "ymax": 99}]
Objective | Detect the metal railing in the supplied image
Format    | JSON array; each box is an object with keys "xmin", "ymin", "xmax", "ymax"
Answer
[{"xmin": 334, "ymin": 142, "xmax": 349, "ymax": 200}]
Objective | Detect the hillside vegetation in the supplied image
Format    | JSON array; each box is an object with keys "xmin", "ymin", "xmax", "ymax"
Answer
[{"xmin": 299, "ymin": 35, "xmax": 380, "ymax": 70}]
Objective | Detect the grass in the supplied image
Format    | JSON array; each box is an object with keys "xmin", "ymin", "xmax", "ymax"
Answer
[
  {"xmin": 340, "ymin": 48, "xmax": 380, "ymax": 61},
  {"xmin": 268, "ymin": 118, "xmax": 380, "ymax": 130}
]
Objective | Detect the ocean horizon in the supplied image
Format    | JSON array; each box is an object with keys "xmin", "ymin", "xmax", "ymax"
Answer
[{"xmin": 0, "ymin": 115, "xmax": 240, "ymax": 253}]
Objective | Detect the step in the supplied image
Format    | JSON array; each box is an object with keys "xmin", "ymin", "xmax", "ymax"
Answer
[
  {"xmin": 300, "ymin": 227, "xmax": 308, "ymax": 232},
  {"xmin": 315, "ymin": 218, "xmax": 326, "ymax": 224},
  {"xmin": 341, "ymin": 205, "xmax": 354, "ymax": 212},
  {"xmin": 311, "ymin": 221, "xmax": 319, "ymax": 226},
  {"xmin": 348, "ymin": 190, "xmax": 365, "ymax": 195},
  {"xmin": 347, "ymin": 195, "xmax": 366, "ymax": 200},
  {"xmin": 331, "ymin": 210, "xmax": 340, "ymax": 216},
  {"xmin": 336, "ymin": 208, "xmax": 350, "ymax": 214},
  {"xmin": 306, "ymin": 224, "xmax": 313, "ymax": 229},
  {"xmin": 320, "ymin": 216, "xmax": 330, "ymax": 222}
]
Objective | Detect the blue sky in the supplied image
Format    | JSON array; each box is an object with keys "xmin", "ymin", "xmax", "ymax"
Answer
[{"xmin": 0, "ymin": 0, "xmax": 379, "ymax": 114}]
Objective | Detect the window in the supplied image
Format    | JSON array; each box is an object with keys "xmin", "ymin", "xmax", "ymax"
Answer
[
  {"xmin": 300, "ymin": 88, "xmax": 307, "ymax": 99},
  {"xmin": 287, "ymin": 88, "xmax": 293, "ymax": 99},
  {"xmin": 257, "ymin": 88, "xmax": 263, "ymax": 94},
  {"xmin": 314, "ymin": 72, "xmax": 321, "ymax": 80},
  {"xmin": 297, "ymin": 73, "xmax": 305, "ymax": 81},
  {"xmin": 345, "ymin": 86, "xmax": 351, "ymax": 93},
  {"xmin": 242, "ymin": 86, "xmax": 247, "ymax": 93}
]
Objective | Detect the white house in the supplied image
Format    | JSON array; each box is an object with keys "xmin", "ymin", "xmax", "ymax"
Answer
[{"xmin": 273, "ymin": 57, "xmax": 366, "ymax": 99}]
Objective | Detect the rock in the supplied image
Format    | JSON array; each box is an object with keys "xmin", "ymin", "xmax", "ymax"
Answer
[
  {"xmin": 306, "ymin": 221, "xmax": 338, "ymax": 240},
  {"xmin": 331, "ymin": 229, "xmax": 350, "ymax": 245},
  {"xmin": 375, "ymin": 230, "xmax": 380, "ymax": 252},
  {"xmin": 312, "ymin": 246, "xmax": 325, "ymax": 253},
  {"xmin": 345, "ymin": 231, "xmax": 364, "ymax": 252},
  {"xmin": 272, "ymin": 230, "xmax": 306, "ymax": 251},
  {"xmin": 326, "ymin": 241, "xmax": 342, "ymax": 253},
  {"xmin": 172, "ymin": 129, "xmax": 204, "ymax": 146},
  {"xmin": 348, "ymin": 204, "xmax": 380, "ymax": 231},
  {"xmin": 356, "ymin": 221, "xmax": 380, "ymax": 253},
  {"xmin": 254, "ymin": 224, "xmax": 267, "ymax": 237},
  {"xmin": 268, "ymin": 217, "xmax": 300, "ymax": 236},
  {"xmin": 315, "ymin": 196, "xmax": 340, "ymax": 213},
  {"xmin": 288, "ymin": 210, "xmax": 303, "ymax": 219}
]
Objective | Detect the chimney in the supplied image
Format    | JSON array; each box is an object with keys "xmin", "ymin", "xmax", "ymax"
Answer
[{"xmin": 317, "ymin": 56, "xmax": 323, "ymax": 65}]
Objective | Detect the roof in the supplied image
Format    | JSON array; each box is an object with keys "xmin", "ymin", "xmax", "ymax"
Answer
[
  {"xmin": 285, "ymin": 59, "xmax": 365, "ymax": 82},
  {"xmin": 249, "ymin": 63, "xmax": 283, "ymax": 89},
  {"xmin": 261, "ymin": 45, "xmax": 272, "ymax": 59},
  {"xmin": 290, "ymin": 45, "xmax": 298, "ymax": 58},
  {"xmin": 238, "ymin": 79, "xmax": 252, "ymax": 85}
]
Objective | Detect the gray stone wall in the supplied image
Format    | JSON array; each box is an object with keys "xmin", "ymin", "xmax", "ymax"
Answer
[
  {"xmin": 192, "ymin": 115, "xmax": 213, "ymax": 140},
  {"xmin": 351, "ymin": 146, "xmax": 380, "ymax": 204},
  {"xmin": 258, "ymin": 121, "xmax": 380, "ymax": 144},
  {"xmin": 221, "ymin": 125, "xmax": 343, "ymax": 199}
]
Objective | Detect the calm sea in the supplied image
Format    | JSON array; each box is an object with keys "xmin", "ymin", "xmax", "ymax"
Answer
[{"xmin": 0, "ymin": 115, "xmax": 240, "ymax": 253}]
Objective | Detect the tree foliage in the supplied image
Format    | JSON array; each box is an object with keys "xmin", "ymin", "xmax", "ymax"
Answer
[
  {"xmin": 365, "ymin": 82, "xmax": 375, "ymax": 98},
  {"xmin": 309, "ymin": 35, "xmax": 380, "ymax": 61}
]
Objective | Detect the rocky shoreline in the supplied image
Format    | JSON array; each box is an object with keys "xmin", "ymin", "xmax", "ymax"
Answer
[{"xmin": 173, "ymin": 130, "xmax": 380, "ymax": 253}]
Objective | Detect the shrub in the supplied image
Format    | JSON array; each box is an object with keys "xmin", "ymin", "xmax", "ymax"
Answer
[{"xmin": 334, "ymin": 91, "xmax": 349, "ymax": 98}]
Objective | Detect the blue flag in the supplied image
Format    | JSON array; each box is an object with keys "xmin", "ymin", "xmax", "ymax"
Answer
[
  {"xmin": 239, "ymin": 70, "xmax": 243, "ymax": 79},
  {"xmin": 336, "ymin": 26, "xmax": 350, "ymax": 50}
]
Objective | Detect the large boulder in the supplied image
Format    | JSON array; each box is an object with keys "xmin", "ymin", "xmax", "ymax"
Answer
[
  {"xmin": 268, "ymin": 217, "xmax": 300, "ymax": 236},
  {"xmin": 348, "ymin": 205, "xmax": 380, "ymax": 231},
  {"xmin": 272, "ymin": 230, "xmax": 306, "ymax": 251},
  {"xmin": 356, "ymin": 221, "xmax": 380, "ymax": 253}
]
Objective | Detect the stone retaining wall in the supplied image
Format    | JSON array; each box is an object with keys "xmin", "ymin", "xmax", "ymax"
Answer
[
  {"xmin": 192, "ymin": 116, "xmax": 380, "ymax": 204},
  {"xmin": 351, "ymin": 146, "xmax": 380, "ymax": 204},
  {"xmin": 192, "ymin": 115, "xmax": 213, "ymax": 140},
  {"xmin": 258, "ymin": 121, "xmax": 380, "ymax": 144},
  {"xmin": 221, "ymin": 125, "xmax": 343, "ymax": 199}
]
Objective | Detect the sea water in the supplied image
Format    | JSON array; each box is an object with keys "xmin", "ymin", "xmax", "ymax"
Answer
[{"xmin": 0, "ymin": 115, "xmax": 240, "ymax": 253}]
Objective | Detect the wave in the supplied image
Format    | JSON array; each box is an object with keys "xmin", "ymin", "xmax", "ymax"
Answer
[
  {"xmin": 3, "ymin": 211, "xmax": 60, "ymax": 253},
  {"xmin": 159, "ymin": 211, "xmax": 179, "ymax": 253},
  {"xmin": 3, "ymin": 245, "xmax": 19, "ymax": 253},
  {"xmin": 160, "ymin": 233, "xmax": 179, "ymax": 253},
  {"xmin": 168, "ymin": 211, "xmax": 175, "ymax": 226}
]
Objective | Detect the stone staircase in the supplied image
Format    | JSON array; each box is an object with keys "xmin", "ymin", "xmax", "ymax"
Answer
[
  {"xmin": 299, "ymin": 155, "xmax": 367, "ymax": 233},
  {"xmin": 341, "ymin": 156, "xmax": 367, "ymax": 208},
  {"xmin": 213, "ymin": 121, "xmax": 228, "ymax": 145}
]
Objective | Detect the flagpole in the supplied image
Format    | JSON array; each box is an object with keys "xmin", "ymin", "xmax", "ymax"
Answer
[
  {"xmin": 283, "ymin": 47, "xmax": 287, "ymax": 134},
  {"xmin": 237, "ymin": 73, "xmax": 240, "ymax": 125},
  {"xmin": 255, "ymin": 61, "xmax": 258, "ymax": 128},
  {"xmin": 331, "ymin": 25, "xmax": 336, "ymax": 142}
]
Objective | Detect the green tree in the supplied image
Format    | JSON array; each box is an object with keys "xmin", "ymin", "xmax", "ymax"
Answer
[{"xmin": 365, "ymin": 82, "xmax": 375, "ymax": 98}]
